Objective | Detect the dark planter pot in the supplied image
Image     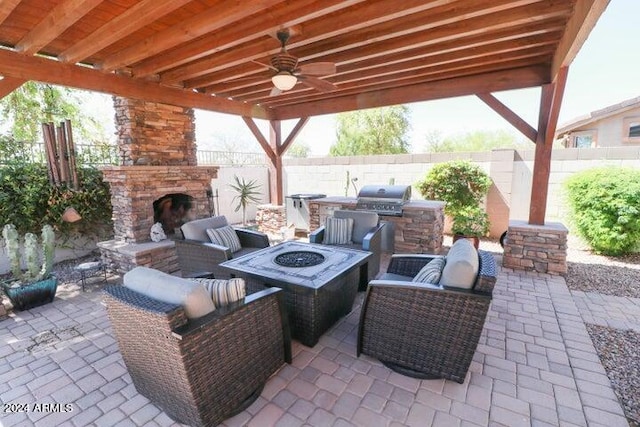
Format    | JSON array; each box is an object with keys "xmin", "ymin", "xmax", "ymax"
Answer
[
  {"xmin": 453, "ymin": 234, "xmax": 480, "ymax": 250},
  {"xmin": 1, "ymin": 276, "xmax": 58, "ymax": 311}
]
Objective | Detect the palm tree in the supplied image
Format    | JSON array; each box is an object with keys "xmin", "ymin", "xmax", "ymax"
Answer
[{"xmin": 229, "ymin": 175, "xmax": 262, "ymax": 225}]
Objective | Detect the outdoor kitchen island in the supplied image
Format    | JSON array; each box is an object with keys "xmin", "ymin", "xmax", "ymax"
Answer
[{"xmin": 308, "ymin": 197, "xmax": 446, "ymax": 255}]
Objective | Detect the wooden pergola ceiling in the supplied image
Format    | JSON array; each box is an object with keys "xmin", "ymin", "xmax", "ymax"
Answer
[{"xmin": 0, "ymin": 0, "xmax": 607, "ymax": 121}]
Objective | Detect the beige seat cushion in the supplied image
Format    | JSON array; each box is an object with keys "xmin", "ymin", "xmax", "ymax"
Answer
[
  {"xmin": 439, "ymin": 239, "xmax": 479, "ymax": 289},
  {"xmin": 334, "ymin": 210, "xmax": 379, "ymax": 244},
  {"xmin": 181, "ymin": 216, "xmax": 229, "ymax": 242},
  {"xmin": 123, "ymin": 267, "xmax": 215, "ymax": 319}
]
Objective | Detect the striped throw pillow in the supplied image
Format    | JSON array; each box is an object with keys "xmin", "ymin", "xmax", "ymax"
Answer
[
  {"xmin": 206, "ymin": 225, "xmax": 242, "ymax": 253},
  {"xmin": 323, "ymin": 217, "xmax": 354, "ymax": 245},
  {"xmin": 192, "ymin": 278, "xmax": 246, "ymax": 309},
  {"xmin": 412, "ymin": 257, "xmax": 446, "ymax": 284}
]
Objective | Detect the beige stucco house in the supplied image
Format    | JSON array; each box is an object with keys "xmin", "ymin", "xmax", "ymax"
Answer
[{"xmin": 556, "ymin": 96, "xmax": 640, "ymax": 148}]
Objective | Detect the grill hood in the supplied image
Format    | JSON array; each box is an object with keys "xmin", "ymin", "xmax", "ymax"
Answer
[{"xmin": 357, "ymin": 185, "xmax": 412, "ymax": 201}]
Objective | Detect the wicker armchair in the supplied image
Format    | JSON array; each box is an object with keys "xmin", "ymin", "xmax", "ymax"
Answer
[
  {"xmin": 309, "ymin": 210, "xmax": 384, "ymax": 290},
  {"xmin": 175, "ymin": 215, "xmax": 270, "ymax": 278},
  {"xmin": 357, "ymin": 250, "xmax": 497, "ymax": 383},
  {"xmin": 103, "ymin": 285, "xmax": 291, "ymax": 427}
]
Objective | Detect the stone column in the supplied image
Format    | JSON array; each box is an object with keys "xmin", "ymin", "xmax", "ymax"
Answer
[{"xmin": 502, "ymin": 220, "xmax": 568, "ymax": 275}]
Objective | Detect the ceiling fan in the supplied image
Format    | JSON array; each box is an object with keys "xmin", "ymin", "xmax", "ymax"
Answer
[{"xmin": 253, "ymin": 29, "xmax": 337, "ymax": 96}]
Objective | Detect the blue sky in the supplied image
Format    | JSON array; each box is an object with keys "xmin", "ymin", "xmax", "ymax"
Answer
[{"xmin": 196, "ymin": 0, "xmax": 640, "ymax": 154}]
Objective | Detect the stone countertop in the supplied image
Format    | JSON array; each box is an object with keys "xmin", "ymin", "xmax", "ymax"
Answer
[{"xmin": 310, "ymin": 197, "xmax": 445, "ymax": 210}]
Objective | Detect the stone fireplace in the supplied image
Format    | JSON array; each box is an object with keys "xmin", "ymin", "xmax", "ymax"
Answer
[{"xmin": 98, "ymin": 98, "xmax": 218, "ymax": 273}]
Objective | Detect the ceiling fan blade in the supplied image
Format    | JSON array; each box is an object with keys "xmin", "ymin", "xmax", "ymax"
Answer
[
  {"xmin": 270, "ymin": 86, "xmax": 282, "ymax": 96},
  {"xmin": 252, "ymin": 59, "xmax": 278, "ymax": 72},
  {"xmin": 298, "ymin": 75, "xmax": 337, "ymax": 92},
  {"xmin": 298, "ymin": 62, "xmax": 336, "ymax": 76}
]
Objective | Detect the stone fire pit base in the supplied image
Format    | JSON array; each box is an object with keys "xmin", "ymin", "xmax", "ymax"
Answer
[{"xmin": 98, "ymin": 239, "xmax": 178, "ymax": 275}]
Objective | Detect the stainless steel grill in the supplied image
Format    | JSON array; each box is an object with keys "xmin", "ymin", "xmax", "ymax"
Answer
[{"xmin": 355, "ymin": 185, "xmax": 411, "ymax": 216}]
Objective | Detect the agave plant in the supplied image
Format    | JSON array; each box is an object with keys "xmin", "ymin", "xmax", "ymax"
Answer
[{"xmin": 229, "ymin": 175, "xmax": 262, "ymax": 226}]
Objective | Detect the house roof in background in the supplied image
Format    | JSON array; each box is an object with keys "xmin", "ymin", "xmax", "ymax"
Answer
[
  {"xmin": 556, "ymin": 94, "xmax": 640, "ymax": 134},
  {"xmin": 0, "ymin": 0, "xmax": 608, "ymax": 120}
]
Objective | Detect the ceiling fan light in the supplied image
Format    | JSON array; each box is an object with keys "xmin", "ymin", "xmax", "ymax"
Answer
[{"xmin": 272, "ymin": 72, "xmax": 297, "ymax": 91}]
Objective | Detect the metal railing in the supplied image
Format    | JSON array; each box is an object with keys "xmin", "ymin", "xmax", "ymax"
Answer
[{"xmin": 0, "ymin": 142, "xmax": 266, "ymax": 166}]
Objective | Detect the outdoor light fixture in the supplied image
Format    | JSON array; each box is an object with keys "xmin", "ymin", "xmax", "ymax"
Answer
[{"xmin": 272, "ymin": 71, "xmax": 297, "ymax": 91}]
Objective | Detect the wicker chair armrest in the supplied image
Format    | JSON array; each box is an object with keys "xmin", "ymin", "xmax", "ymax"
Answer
[
  {"xmin": 361, "ymin": 223, "xmax": 384, "ymax": 252},
  {"xmin": 386, "ymin": 254, "xmax": 443, "ymax": 276},
  {"xmin": 475, "ymin": 250, "xmax": 497, "ymax": 295},
  {"xmin": 235, "ymin": 228, "xmax": 270, "ymax": 248},
  {"xmin": 368, "ymin": 280, "xmax": 443, "ymax": 290},
  {"xmin": 308, "ymin": 226, "xmax": 325, "ymax": 243},
  {"xmin": 176, "ymin": 238, "xmax": 232, "ymax": 258}
]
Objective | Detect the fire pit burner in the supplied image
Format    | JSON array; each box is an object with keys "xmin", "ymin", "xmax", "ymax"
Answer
[{"xmin": 274, "ymin": 251, "xmax": 326, "ymax": 268}]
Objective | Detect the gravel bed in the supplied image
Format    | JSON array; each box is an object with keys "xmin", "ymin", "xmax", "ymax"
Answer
[{"xmin": 586, "ymin": 324, "xmax": 640, "ymax": 427}]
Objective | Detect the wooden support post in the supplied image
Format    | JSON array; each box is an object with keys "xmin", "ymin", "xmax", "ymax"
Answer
[
  {"xmin": 242, "ymin": 116, "xmax": 309, "ymax": 206},
  {"xmin": 528, "ymin": 67, "xmax": 568, "ymax": 225}
]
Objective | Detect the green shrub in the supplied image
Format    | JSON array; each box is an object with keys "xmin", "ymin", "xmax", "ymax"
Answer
[
  {"xmin": 0, "ymin": 163, "xmax": 112, "ymax": 237},
  {"xmin": 416, "ymin": 160, "xmax": 492, "ymax": 215},
  {"xmin": 565, "ymin": 167, "xmax": 640, "ymax": 256}
]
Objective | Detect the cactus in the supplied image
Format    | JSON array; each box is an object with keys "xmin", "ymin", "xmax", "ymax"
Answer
[{"xmin": 1, "ymin": 224, "xmax": 56, "ymax": 284}]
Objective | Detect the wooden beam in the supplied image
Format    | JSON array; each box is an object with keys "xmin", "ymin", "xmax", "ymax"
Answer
[
  {"xmin": 279, "ymin": 117, "xmax": 310, "ymax": 156},
  {"xmin": 0, "ymin": 77, "xmax": 26, "ymax": 99},
  {"xmin": 133, "ymin": 0, "xmax": 362, "ymax": 78},
  {"xmin": 476, "ymin": 92, "xmax": 538, "ymax": 143},
  {"xmin": 59, "ymin": 0, "xmax": 193, "ymax": 64},
  {"xmin": 528, "ymin": 66, "xmax": 568, "ymax": 225},
  {"xmin": 15, "ymin": 0, "xmax": 103, "ymax": 55},
  {"xmin": 0, "ymin": 0, "xmax": 20, "ymax": 26},
  {"xmin": 269, "ymin": 120, "xmax": 284, "ymax": 205},
  {"xmin": 0, "ymin": 49, "xmax": 271, "ymax": 119},
  {"xmin": 271, "ymin": 66, "xmax": 549, "ymax": 120},
  {"xmin": 551, "ymin": 0, "xmax": 609, "ymax": 78},
  {"xmin": 98, "ymin": 0, "xmax": 284, "ymax": 72},
  {"xmin": 242, "ymin": 117, "xmax": 277, "ymax": 164}
]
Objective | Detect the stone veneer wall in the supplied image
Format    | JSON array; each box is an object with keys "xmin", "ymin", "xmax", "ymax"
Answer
[
  {"xmin": 309, "ymin": 198, "xmax": 445, "ymax": 254},
  {"xmin": 256, "ymin": 204, "xmax": 286, "ymax": 235},
  {"xmin": 101, "ymin": 165, "xmax": 218, "ymax": 243},
  {"xmin": 98, "ymin": 240, "xmax": 178, "ymax": 275},
  {"xmin": 113, "ymin": 97, "xmax": 196, "ymax": 166},
  {"xmin": 503, "ymin": 220, "xmax": 568, "ymax": 275}
]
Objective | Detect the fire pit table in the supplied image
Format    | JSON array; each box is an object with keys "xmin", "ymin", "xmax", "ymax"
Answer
[{"xmin": 220, "ymin": 241, "xmax": 371, "ymax": 347}]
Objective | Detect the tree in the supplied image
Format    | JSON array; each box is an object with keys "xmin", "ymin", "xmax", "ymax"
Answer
[
  {"xmin": 0, "ymin": 82, "xmax": 108, "ymax": 143},
  {"xmin": 330, "ymin": 105, "xmax": 410, "ymax": 156},
  {"xmin": 424, "ymin": 129, "xmax": 529, "ymax": 152},
  {"xmin": 284, "ymin": 140, "xmax": 311, "ymax": 158}
]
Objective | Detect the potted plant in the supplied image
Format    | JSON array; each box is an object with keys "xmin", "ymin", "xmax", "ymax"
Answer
[
  {"xmin": 451, "ymin": 206, "xmax": 490, "ymax": 249},
  {"xmin": 1, "ymin": 224, "xmax": 57, "ymax": 311},
  {"xmin": 229, "ymin": 175, "xmax": 262, "ymax": 226}
]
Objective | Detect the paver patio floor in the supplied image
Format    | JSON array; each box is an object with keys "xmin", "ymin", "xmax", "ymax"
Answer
[{"xmin": 0, "ymin": 254, "xmax": 633, "ymax": 427}]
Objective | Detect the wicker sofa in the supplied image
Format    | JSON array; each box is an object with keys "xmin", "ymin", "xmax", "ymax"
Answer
[
  {"xmin": 103, "ymin": 268, "xmax": 291, "ymax": 427},
  {"xmin": 174, "ymin": 215, "xmax": 270, "ymax": 278},
  {"xmin": 357, "ymin": 241, "xmax": 497, "ymax": 383},
  {"xmin": 309, "ymin": 210, "xmax": 385, "ymax": 290}
]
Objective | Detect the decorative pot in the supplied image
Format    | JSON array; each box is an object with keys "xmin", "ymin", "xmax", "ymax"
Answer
[
  {"xmin": 452, "ymin": 234, "xmax": 480, "ymax": 250},
  {"xmin": 1, "ymin": 276, "xmax": 58, "ymax": 311}
]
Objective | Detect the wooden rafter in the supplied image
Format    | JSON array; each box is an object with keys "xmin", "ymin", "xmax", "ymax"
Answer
[
  {"xmin": 98, "ymin": 0, "xmax": 285, "ymax": 72},
  {"xmin": 0, "ymin": 0, "xmax": 20, "ymax": 26},
  {"xmin": 551, "ymin": 0, "xmax": 610, "ymax": 77},
  {"xmin": 59, "ymin": 0, "xmax": 193, "ymax": 64},
  {"xmin": 272, "ymin": 66, "xmax": 549, "ymax": 120},
  {"xmin": 15, "ymin": 0, "xmax": 102, "ymax": 55},
  {"xmin": 0, "ymin": 49, "xmax": 271, "ymax": 119}
]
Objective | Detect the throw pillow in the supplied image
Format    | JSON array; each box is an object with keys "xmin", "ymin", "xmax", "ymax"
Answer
[
  {"xmin": 439, "ymin": 238, "xmax": 479, "ymax": 289},
  {"xmin": 191, "ymin": 278, "xmax": 246, "ymax": 309},
  {"xmin": 206, "ymin": 225, "xmax": 242, "ymax": 253},
  {"xmin": 323, "ymin": 217, "xmax": 354, "ymax": 245},
  {"xmin": 412, "ymin": 257, "xmax": 446, "ymax": 284}
]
